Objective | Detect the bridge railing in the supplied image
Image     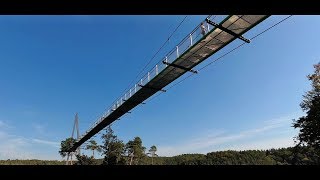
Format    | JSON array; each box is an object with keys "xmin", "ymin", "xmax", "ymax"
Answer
[{"xmin": 79, "ymin": 15, "xmax": 228, "ymax": 141}]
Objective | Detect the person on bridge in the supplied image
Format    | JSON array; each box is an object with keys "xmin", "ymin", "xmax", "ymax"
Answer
[{"xmin": 201, "ymin": 22, "xmax": 206, "ymax": 36}]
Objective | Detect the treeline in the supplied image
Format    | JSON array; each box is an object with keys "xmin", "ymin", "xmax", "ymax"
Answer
[
  {"xmin": 0, "ymin": 159, "xmax": 64, "ymax": 165},
  {"xmin": 162, "ymin": 146, "xmax": 320, "ymax": 165},
  {"xmin": 65, "ymin": 126, "xmax": 318, "ymax": 165},
  {"xmin": 2, "ymin": 146, "xmax": 320, "ymax": 165},
  {"xmin": 72, "ymin": 126, "xmax": 158, "ymax": 165},
  {"xmin": 55, "ymin": 62, "xmax": 320, "ymax": 165}
]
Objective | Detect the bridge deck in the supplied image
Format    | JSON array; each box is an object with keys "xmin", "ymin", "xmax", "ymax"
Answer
[{"xmin": 69, "ymin": 15, "xmax": 269, "ymax": 152}]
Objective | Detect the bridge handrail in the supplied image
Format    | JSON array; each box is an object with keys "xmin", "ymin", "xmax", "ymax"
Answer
[{"xmin": 80, "ymin": 15, "xmax": 229, "ymax": 141}]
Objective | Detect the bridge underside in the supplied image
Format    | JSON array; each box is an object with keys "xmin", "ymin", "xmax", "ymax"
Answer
[{"xmin": 69, "ymin": 15, "xmax": 269, "ymax": 152}]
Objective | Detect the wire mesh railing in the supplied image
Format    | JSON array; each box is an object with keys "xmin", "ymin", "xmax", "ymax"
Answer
[{"xmin": 78, "ymin": 15, "xmax": 228, "ymax": 141}]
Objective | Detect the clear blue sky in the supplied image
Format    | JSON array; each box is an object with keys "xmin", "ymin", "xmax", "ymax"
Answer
[{"xmin": 0, "ymin": 15, "xmax": 318, "ymax": 160}]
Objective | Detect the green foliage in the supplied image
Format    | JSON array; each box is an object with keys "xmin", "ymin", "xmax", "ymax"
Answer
[
  {"xmin": 149, "ymin": 145, "xmax": 157, "ymax": 156},
  {"xmin": 165, "ymin": 154, "xmax": 207, "ymax": 165},
  {"xmin": 148, "ymin": 145, "xmax": 158, "ymax": 165},
  {"xmin": 158, "ymin": 147, "xmax": 319, "ymax": 165},
  {"xmin": 125, "ymin": 137, "xmax": 146, "ymax": 165},
  {"xmin": 59, "ymin": 137, "xmax": 76, "ymax": 158},
  {"xmin": 2, "ymin": 146, "xmax": 320, "ymax": 165},
  {"xmin": 204, "ymin": 150, "xmax": 275, "ymax": 165},
  {"xmin": 293, "ymin": 63, "xmax": 320, "ymax": 150},
  {"xmin": 86, "ymin": 140, "xmax": 102, "ymax": 158},
  {"xmin": 0, "ymin": 159, "xmax": 65, "ymax": 165},
  {"xmin": 101, "ymin": 125, "xmax": 126, "ymax": 165},
  {"xmin": 75, "ymin": 154, "xmax": 97, "ymax": 165}
]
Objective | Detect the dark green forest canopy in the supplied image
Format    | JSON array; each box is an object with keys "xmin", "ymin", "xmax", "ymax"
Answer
[{"xmin": 1, "ymin": 146, "xmax": 319, "ymax": 165}]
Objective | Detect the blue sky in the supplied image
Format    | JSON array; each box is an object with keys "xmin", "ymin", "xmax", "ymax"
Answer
[{"xmin": 0, "ymin": 15, "xmax": 318, "ymax": 160}]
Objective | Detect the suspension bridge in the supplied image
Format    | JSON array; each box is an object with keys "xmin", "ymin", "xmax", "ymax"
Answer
[{"xmin": 66, "ymin": 15, "xmax": 271, "ymax": 155}]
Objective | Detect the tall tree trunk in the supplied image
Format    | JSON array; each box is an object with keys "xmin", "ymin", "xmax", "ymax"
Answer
[
  {"xmin": 70, "ymin": 153, "xmax": 73, "ymax": 165},
  {"xmin": 129, "ymin": 153, "xmax": 134, "ymax": 165},
  {"xmin": 92, "ymin": 150, "xmax": 95, "ymax": 159},
  {"xmin": 66, "ymin": 153, "xmax": 70, "ymax": 165},
  {"xmin": 151, "ymin": 156, "xmax": 153, "ymax": 165}
]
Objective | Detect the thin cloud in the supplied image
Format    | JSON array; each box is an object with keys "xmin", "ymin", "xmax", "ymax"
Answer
[
  {"xmin": 0, "ymin": 120, "xmax": 10, "ymax": 129},
  {"xmin": 0, "ymin": 120, "xmax": 5, "ymax": 128},
  {"xmin": 214, "ymin": 137, "xmax": 295, "ymax": 152},
  {"xmin": 0, "ymin": 131, "xmax": 34, "ymax": 160},
  {"xmin": 0, "ymin": 128, "xmax": 60, "ymax": 160},
  {"xmin": 157, "ymin": 113, "xmax": 298, "ymax": 156},
  {"xmin": 0, "ymin": 120, "xmax": 61, "ymax": 160},
  {"xmin": 263, "ymin": 111, "xmax": 304, "ymax": 126},
  {"xmin": 32, "ymin": 123, "xmax": 47, "ymax": 135},
  {"xmin": 32, "ymin": 138, "xmax": 60, "ymax": 148}
]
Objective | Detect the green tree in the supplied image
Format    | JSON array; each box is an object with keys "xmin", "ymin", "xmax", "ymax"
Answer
[
  {"xmin": 86, "ymin": 140, "xmax": 102, "ymax": 158},
  {"xmin": 125, "ymin": 137, "xmax": 146, "ymax": 165},
  {"xmin": 293, "ymin": 63, "xmax": 320, "ymax": 150},
  {"xmin": 75, "ymin": 154, "xmax": 96, "ymax": 165},
  {"xmin": 59, "ymin": 137, "xmax": 76, "ymax": 158},
  {"xmin": 59, "ymin": 137, "xmax": 76, "ymax": 165},
  {"xmin": 101, "ymin": 125, "xmax": 125, "ymax": 165},
  {"xmin": 148, "ymin": 145, "xmax": 157, "ymax": 165}
]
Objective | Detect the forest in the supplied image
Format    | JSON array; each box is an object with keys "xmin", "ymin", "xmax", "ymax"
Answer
[
  {"xmin": 1, "ymin": 146, "xmax": 319, "ymax": 165},
  {"xmin": 1, "ymin": 62, "xmax": 319, "ymax": 165}
]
